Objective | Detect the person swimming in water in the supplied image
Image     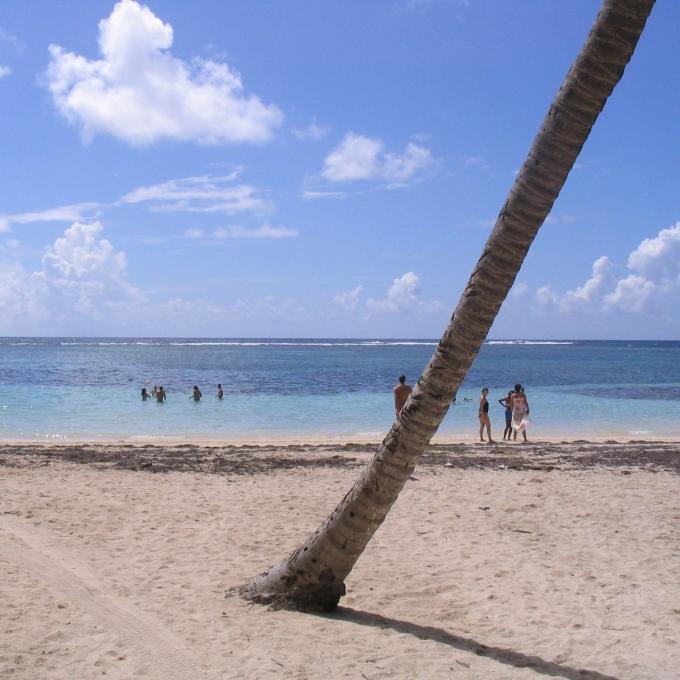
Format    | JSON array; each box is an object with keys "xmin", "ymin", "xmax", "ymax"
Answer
[
  {"xmin": 478, "ymin": 387, "xmax": 494, "ymax": 443},
  {"xmin": 192, "ymin": 385, "xmax": 202, "ymax": 401},
  {"xmin": 216, "ymin": 384, "xmax": 224, "ymax": 399},
  {"xmin": 141, "ymin": 388, "xmax": 148, "ymax": 401},
  {"xmin": 156, "ymin": 386, "xmax": 166, "ymax": 402}
]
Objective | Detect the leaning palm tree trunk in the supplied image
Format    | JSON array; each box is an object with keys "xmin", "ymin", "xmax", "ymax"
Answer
[{"xmin": 241, "ymin": 0, "xmax": 655, "ymax": 611}]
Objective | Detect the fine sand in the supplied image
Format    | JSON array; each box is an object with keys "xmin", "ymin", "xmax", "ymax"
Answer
[{"xmin": 1, "ymin": 440, "xmax": 679, "ymax": 679}]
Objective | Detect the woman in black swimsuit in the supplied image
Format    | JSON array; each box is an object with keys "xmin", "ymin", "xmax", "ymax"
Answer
[{"xmin": 478, "ymin": 387, "xmax": 494, "ymax": 443}]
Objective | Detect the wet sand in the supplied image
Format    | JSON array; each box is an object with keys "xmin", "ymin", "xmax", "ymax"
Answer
[{"xmin": 1, "ymin": 440, "xmax": 679, "ymax": 679}]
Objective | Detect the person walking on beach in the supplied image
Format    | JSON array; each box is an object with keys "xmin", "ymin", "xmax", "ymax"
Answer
[
  {"xmin": 156, "ymin": 386, "xmax": 166, "ymax": 402},
  {"xmin": 217, "ymin": 384, "xmax": 224, "ymax": 399},
  {"xmin": 511, "ymin": 387, "xmax": 530, "ymax": 442},
  {"xmin": 192, "ymin": 385, "xmax": 202, "ymax": 401},
  {"xmin": 393, "ymin": 375, "xmax": 412, "ymax": 417},
  {"xmin": 498, "ymin": 389, "xmax": 514, "ymax": 440},
  {"xmin": 478, "ymin": 387, "xmax": 494, "ymax": 443}
]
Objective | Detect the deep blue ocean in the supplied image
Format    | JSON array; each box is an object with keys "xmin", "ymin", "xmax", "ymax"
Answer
[{"xmin": 1, "ymin": 338, "xmax": 679, "ymax": 441}]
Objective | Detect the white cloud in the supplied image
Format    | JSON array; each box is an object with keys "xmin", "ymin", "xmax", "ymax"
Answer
[
  {"xmin": 0, "ymin": 222, "xmax": 139, "ymax": 330},
  {"xmin": 604, "ymin": 275, "xmax": 657, "ymax": 313},
  {"xmin": 45, "ymin": 0, "xmax": 283, "ymax": 145},
  {"xmin": 0, "ymin": 65, "xmax": 11, "ymax": 79},
  {"xmin": 627, "ymin": 222, "xmax": 680, "ymax": 281},
  {"xmin": 564, "ymin": 255, "xmax": 613, "ymax": 307},
  {"xmin": 535, "ymin": 284, "xmax": 559, "ymax": 307},
  {"xmin": 334, "ymin": 285, "xmax": 363, "ymax": 310},
  {"xmin": 322, "ymin": 133, "xmax": 434, "ymax": 185},
  {"xmin": 122, "ymin": 174, "xmax": 268, "ymax": 215},
  {"xmin": 367, "ymin": 272, "xmax": 441, "ymax": 314},
  {"xmin": 536, "ymin": 222, "xmax": 680, "ymax": 316},
  {"xmin": 293, "ymin": 119, "xmax": 328, "ymax": 142},
  {"xmin": 0, "ymin": 265, "xmax": 46, "ymax": 321},
  {"xmin": 0, "ymin": 216, "xmax": 9, "ymax": 233}
]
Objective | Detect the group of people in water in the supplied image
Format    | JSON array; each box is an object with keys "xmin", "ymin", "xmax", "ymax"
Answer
[
  {"xmin": 140, "ymin": 384, "xmax": 224, "ymax": 402},
  {"xmin": 394, "ymin": 376, "xmax": 530, "ymax": 444},
  {"xmin": 142, "ymin": 376, "xmax": 528, "ymax": 443}
]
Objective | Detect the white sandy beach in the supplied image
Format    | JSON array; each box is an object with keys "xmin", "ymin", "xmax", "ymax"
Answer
[{"xmin": 1, "ymin": 440, "xmax": 679, "ymax": 679}]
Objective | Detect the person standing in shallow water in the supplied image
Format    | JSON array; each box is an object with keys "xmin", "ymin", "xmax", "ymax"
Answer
[
  {"xmin": 216, "ymin": 384, "xmax": 224, "ymax": 399},
  {"xmin": 393, "ymin": 375, "xmax": 412, "ymax": 417},
  {"xmin": 156, "ymin": 386, "xmax": 166, "ymax": 402},
  {"xmin": 478, "ymin": 387, "xmax": 494, "ymax": 443},
  {"xmin": 192, "ymin": 385, "xmax": 202, "ymax": 401},
  {"xmin": 512, "ymin": 387, "xmax": 530, "ymax": 442},
  {"xmin": 498, "ymin": 389, "xmax": 514, "ymax": 440}
]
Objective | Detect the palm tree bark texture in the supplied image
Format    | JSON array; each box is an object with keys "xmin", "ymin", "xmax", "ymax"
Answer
[{"xmin": 240, "ymin": 0, "xmax": 656, "ymax": 611}]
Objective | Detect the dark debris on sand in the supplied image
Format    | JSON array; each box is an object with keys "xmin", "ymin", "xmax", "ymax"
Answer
[
  {"xmin": 0, "ymin": 444, "xmax": 358, "ymax": 475},
  {"xmin": 0, "ymin": 441, "xmax": 678, "ymax": 475},
  {"xmin": 420, "ymin": 441, "xmax": 680, "ymax": 474}
]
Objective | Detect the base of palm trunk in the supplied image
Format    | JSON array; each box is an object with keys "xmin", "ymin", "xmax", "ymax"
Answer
[{"xmin": 236, "ymin": 562, "xmax": 347, "ymax": 612}]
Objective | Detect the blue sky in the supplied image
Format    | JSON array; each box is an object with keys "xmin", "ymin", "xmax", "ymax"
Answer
[{"xmin": 0, "ymin": 0, "xmax": 678, "ymax": 338}]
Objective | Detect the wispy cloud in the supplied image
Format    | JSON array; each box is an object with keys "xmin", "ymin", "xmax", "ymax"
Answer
[
  {"xmin": 464, "ymin": 155, "xmax": 490, "ymax": 172},
  {"xmin": 301, "ymin": 189, "xmax": 348, "ymax": 200},
  {"xmin": 217, "ymin": 224, "xmax": 298, "ymax": 239},
  {"xmin": 334, "ymin": 285, "xmax": 363, "ymax": 310},
  {"xmin": 122, "ymin": 174, "xmax": 269, "ymax": 215},
  {"xmin": 1, "ymin": 202, "xmax": 103, "ymax": 231},
  {"xmin": 185, "ymin": 224, "xmax": 298, "ymax": 240},
  {"xmin": 0, "ymin": 65, "xmax": 11, "ymax": 79},
  {"xmin": 45, "ymin": 0, "xmax": 282, "ymax": 145},
  {"xmin": 293, "ymin": 119, "xmax": 328, "ymax": 142},
  {"xmin": 545, "ymin": 212, "xmax": 577, "ymax": 225},
  {"xmin": 0, "ymin": 27, "xmax": 23, "ymax": 52}
]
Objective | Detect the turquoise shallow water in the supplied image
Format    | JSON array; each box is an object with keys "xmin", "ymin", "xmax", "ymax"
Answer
[{"xmin": 1, "ymin": 338, "xmax": 679, "ymax": 440}]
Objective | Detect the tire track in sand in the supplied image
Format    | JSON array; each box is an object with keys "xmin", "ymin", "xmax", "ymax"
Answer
[{"xmin": 0, "ymin": 514, "xmax": 217, "ymax": 680}]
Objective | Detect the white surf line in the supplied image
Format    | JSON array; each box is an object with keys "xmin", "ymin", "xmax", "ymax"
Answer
[{"xmin": 0, "ymin": 514, "xmax": 217, "ymax": 680}]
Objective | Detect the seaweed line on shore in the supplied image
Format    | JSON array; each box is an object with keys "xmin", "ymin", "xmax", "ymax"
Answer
[{"xmin": 0, "ymin": 441, "xmax": 678, "ymax": 475}]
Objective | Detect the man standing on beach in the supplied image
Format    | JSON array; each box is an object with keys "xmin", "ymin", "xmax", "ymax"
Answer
[{"xmin": 393, "ymin": 375, "xmax": 412, "ymax": 417}]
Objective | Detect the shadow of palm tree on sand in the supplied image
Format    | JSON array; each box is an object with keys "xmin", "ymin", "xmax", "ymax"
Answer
[{"xmin": 320, "ymin": 607, "xmax": 622, "ymax": 680}]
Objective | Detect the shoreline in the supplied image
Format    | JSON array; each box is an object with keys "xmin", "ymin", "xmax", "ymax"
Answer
[
  {"xmin": 2, "ymin": 432, "xmax": 680, "ymax": 446},
  {"xmin": 2, "ymin": 439, "xmax": 679, "ymax": 476}
]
